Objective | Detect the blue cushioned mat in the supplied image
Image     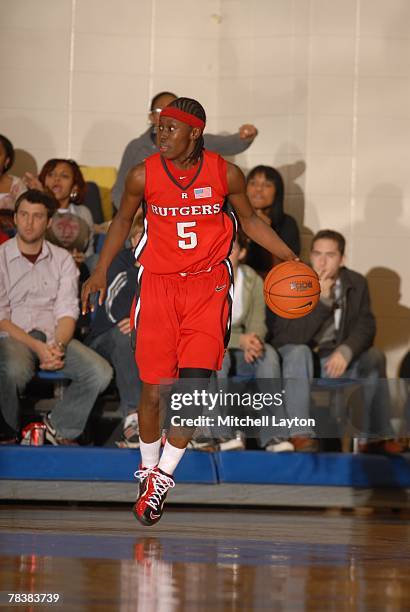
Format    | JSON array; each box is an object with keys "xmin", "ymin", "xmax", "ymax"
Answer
[
  {"xmin": 1, "ymin": 448, "xmax": 409, "ymax": 488},
  {"xmin": 0, "ymin": 447, "xmax": 218, "ymax": 484},
  {"xmin": 215, "ymin": 451, "xmax": 410, "ymax": 488}
]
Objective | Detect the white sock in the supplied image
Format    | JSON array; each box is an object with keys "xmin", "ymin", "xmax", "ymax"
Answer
[
  {"xmin": 139, "ymin": 438, "xmax": 161, "ymax": 469},
  {"xmin": 158, "ymin": 441, "xmax": 186, "ymax": 476}
]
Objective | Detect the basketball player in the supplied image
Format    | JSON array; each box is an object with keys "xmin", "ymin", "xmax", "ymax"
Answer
[{"xmin": 82, "ymin": 98, "xmax": 297, "ymax": 526}]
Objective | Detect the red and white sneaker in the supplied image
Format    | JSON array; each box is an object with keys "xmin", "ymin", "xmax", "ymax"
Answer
[{"xmin": 133, "ymin": 466, "xmax": 175, "ymax": 526}]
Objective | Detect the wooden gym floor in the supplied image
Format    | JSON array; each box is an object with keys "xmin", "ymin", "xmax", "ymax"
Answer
[{"xmin": 0, "ymin": 504, "xmax": 409, "ymax": 610}]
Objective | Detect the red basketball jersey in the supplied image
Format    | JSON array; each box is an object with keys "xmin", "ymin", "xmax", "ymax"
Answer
[{"xmin": 135, "ymin": 150, "xmax": 236, "ymax": 274}]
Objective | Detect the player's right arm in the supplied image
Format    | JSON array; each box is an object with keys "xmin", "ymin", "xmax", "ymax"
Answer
[{"xmin": 81, "ymin": 163, "xmax": 145, "ymax": 314}]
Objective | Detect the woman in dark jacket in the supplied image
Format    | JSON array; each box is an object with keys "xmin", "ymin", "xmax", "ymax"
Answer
[{"xmin": 245, "ymin": 165, "xmax": 300, "ymax": 276}]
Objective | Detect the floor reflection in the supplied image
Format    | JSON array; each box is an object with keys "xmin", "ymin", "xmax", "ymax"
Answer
[{"xmin": 1, "ymin": 531, "xmax": 410, "ymax": 610}]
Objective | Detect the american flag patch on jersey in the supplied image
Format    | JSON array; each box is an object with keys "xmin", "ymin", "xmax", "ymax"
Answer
[{"xmin": 194, "ymin": 187, "xmax": 212, "ymax": 199}]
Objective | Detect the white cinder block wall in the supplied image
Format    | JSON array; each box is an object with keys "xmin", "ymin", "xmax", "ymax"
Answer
[{"xmin": 1, "ymin": 0, "xmax": 409, "ymax": 377}]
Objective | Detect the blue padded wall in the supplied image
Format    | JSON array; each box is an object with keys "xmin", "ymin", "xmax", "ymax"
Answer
[
  {"xmin": 215, "ymin": 451, "xmax": 410, "ymax": 488},
  {"xmin": 0, "ymin": 447, "xmax": 218, "ymax": 484},
  {"xmin": 1, "ymin": 447, "xmax": 409, "ymax": 488}
]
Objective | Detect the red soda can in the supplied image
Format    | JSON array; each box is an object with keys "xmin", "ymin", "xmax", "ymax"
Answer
[{"xmin": 21, "ymin": 422, "xmax": 46, "ymax": 446}]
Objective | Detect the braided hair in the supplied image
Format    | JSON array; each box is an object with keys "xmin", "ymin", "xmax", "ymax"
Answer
[{"xmin": 168, "ymin": 97, "xmax": 206, "ymax": 164}]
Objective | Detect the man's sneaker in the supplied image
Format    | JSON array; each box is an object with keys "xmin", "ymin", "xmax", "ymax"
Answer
[
  {"xmin": 218, "ymin": 431, "xmax": 246, "ymax": 451},
  {"xmin": 265, "ymin": 437, "xmax": 295, "ymax": 453},
  {"xmin": 43, "ymin": 413, "xmax": 78, "ymax": 446},
  {"xmin": 116, "ymin": 412, "xmax": 140, "ymax": 449},
  {"xmin": 133, "ymin": 466, "xmax": 175, "ymax": 526}
]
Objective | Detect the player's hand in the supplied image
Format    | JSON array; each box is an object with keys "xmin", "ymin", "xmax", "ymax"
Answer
[
  {"xmin": 81, "ymin": 269, "xmax": 107, "ymax": 315},
  {"xmin": 274, "ymin": 244, "xmax": 299, "ymax": 262},
  {"xmin": 117, "ymin": 318, "xmax": 131, "ymax": 335},
  {"xmin": 324, "ymin": 350, "xmax": 348, "ymax": 378},
  {"xmin": 239, "ymin": 124, "xmax": 258, "ymax": 140}
]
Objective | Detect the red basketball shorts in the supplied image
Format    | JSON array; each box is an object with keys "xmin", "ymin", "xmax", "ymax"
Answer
[{"xmin": 132, "ymin": 261, "xmax": 233, "ymax": 384}]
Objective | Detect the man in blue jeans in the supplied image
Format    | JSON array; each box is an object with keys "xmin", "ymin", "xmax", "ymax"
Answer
[
  {"xmin": 0, "ymin": 189, "xmax": 112, "ymax": 444},
  {"xmin": 85, "ymin": 215, "xmax": 143, "ymax": 448},
  {"xmin": 267, "ymin": 229, "xmax": 402, "ymax": 453}
]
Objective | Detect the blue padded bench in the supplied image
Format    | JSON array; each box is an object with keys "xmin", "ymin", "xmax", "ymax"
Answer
[
  {"xmin": 214, "ymin": 450, "xmax": 410, "ymax": 488},
  {"xmin": 35, "ymin": 370, "xmax": 69, "ymax": 401},
  {"xmin": 0, "ymin": 447, "xmax": 218, "ymax": 484}
]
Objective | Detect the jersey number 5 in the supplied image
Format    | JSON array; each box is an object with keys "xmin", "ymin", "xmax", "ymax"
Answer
[{"xmin": 177, "ymin": 222, "xmax": 197, "ymax": 250}]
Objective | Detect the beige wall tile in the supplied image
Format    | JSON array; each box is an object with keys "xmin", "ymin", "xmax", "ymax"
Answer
[
  {"xmin": 310, "ymin": 0, "xmax": 357, "ymax": 36},
  {"xmin": 356, "ymin": 117, "xmax": 410, "ymax": 160},
  {"xmin": 251, "ymin": 0, "xmax": 294, "ymax": 36},
  {"xmin": 0, "ymin": 29, "xmax": 70, "ymax": 71},
  {"xmin": 239, "ymin": 115, "xmax": 289, "ymax": 156},
  {"xmin": 74, "ymin": 33, "xmax": 150, "ymax": 75},
  {"xmin": 219, "ymin": 38, "xmax": 252, "ymax": 77},
  {"xmin": 219, "ymin": 77, "xmax": 252, "ymax": 116},
  {"xmin": 0, "ymin": 109, "xmax": 68, "ymax": 155},
  {"xmin": 290, "ymin": 77, "xmax": 309, "ymax": 114},
  {"xmin": 251, "ymin": 76, "xmax": 293, "ymax": 115},
  {"xmin": 288, "ymin": 116, "xmax": 307, "ymax": 157},
  {"xmin": 356, "ymin": 150, "xmax": 410, "ymax": 196},
  {"xmin": 304, "ymin": 195, "xmax": 352, "ymax": 231},
  {"xmin": 71, "ymin": 149, "xmax": 122, "ymax": 167},
  {"xmin": 308, "ymin": 115, "xmax": 353, "ymax": 154},
  {"xmin": 155, "ymin": 0, "xmax": 220, "ymax": 38},
  {"xmin": 71, "ymin": 72, "xmax": 148, "ymax": 114},
  {"xmin": 251, "ymin": 37, "xmax": 294, "ymax": 76},
  {"xmin": 75, "ymin": 0, "xmax": 152, "ymax": 36},
  {"xmin": 353, "ymin": 194, "xmax": 410, "ymax": 238},
  {"xmin": 360, "ymin": 0, "xmax": 410, "ymax": 38},
  {"xmin": 220, "ymin": 0, "xmax": 254, "ymax": 38},
  {"xmin": 291, "ymin": 37, "xmax": 310, "ymax": 75},
  {"xmin": 0, "ymin": 68, "xmax": 69, "ymax": 110},
  {"xmin": 358, "ymin": 77, "xmax": 410, "ymax": 118},
  {"xmin": 305, "ymin": 154, "xmax": 352, "ymax": 196},
  {"xmin": 350, "ymin": 237, "xmax": 410, "ymax": 296},
  {"xmin": 1, "ymin": 0, "xmax": 72, "ymax": 31},
  {"xmin": 309, "ymin": 76, "xmax": 354, "ymax": 115},
  {"xmin": 291, "ymin": 0, "xmax": 311, "ymax": 36},
  {"xmin": 359, "ymin": 38, "xmax": 410, "ymax": 78},
  {"xmin": 154, "ymin": 38, "xmax": 219, "ymax": 78},
  {"xmin": 70, "ymin": 112, "xmax": 146, "ymax": 160},
  {"xmin": 310, "ymin": 36, "xmax": 355, "ymax": 76}
]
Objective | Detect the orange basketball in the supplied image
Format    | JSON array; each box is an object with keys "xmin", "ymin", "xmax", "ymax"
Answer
[{"xmin": 263, "ymin": 261, "xmax": 320, "ymax": 319}]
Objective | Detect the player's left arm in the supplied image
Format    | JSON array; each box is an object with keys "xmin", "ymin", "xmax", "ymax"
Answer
[{"xmin": 227, "ymin": 162, "xmax": 297, "ymax": 262}]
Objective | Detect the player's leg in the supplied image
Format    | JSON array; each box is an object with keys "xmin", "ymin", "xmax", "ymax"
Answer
[
  {"xmin": 133, "ymin": 381, "xmax": 173, "ymax": 526},
  {"xmin": 134, "ymin": 368, "xmax": 213, "ymax": 526},
  {"xmin": 138, "ymin": 382, "xmax": 163, "ymax": 461},
  {"xmin": 132, "ymin": 270, "xmax": 181, "ymax": 526},
  {"xmin": 159, "ymin": 366, "xmax": 212, "ymax": 461}
]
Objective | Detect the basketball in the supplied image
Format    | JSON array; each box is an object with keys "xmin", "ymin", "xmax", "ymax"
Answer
[{"xmin": 263, "ymin": 260, "xmax": 320, "ymax": 319}]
